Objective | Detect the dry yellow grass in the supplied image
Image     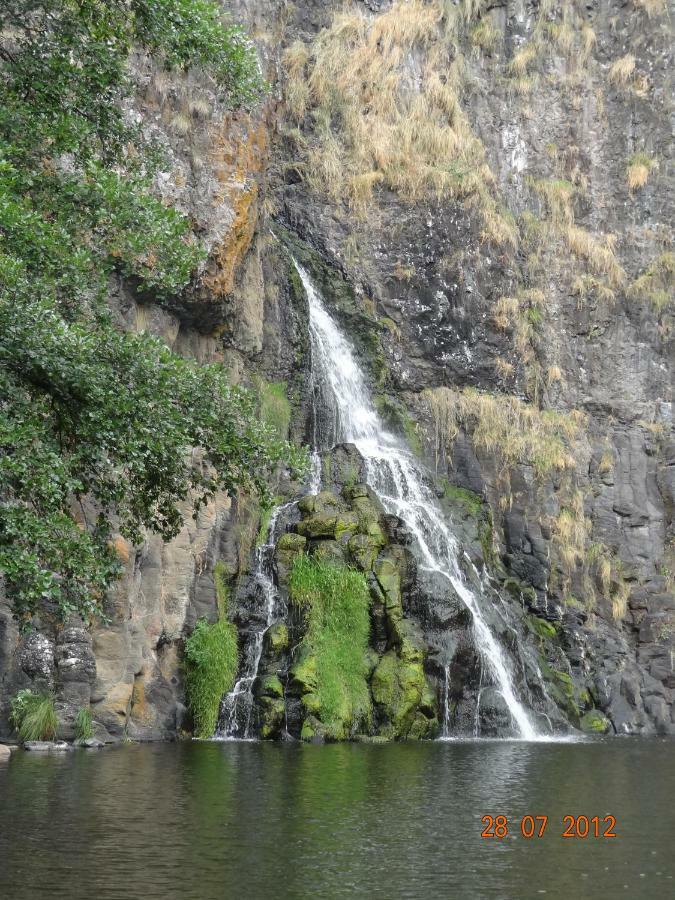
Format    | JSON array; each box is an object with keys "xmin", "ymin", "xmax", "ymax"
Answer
[
  {"xmin": 423, "ymin": 386, "xmax": 584, "ymax": 478},
  {"xmin": 508, "ymin": 41, "xmax": 538, "ymax": 76},
  {"xmin": 608, "ymin": 54, "xmax": 636, "ymax": 86},
  {"xmin": 564, "ymin": 226, "xmax": 625, "ymax": 287},
  {"xmin": 470, "ymin": 18, "xmax": 499, "ymax": 52},
  {"xmin": 283, "ymin": 1, "xmax": 510, "ymax": 241},
  {"xmin": 530, "ymin": 178, "xmax": 576, "ymax": 225},
  {"xmin": 547, "ymin": 365, "xmax": 563, "ymax": 385},
  {"xmin": 626, "ymin": 152, "xmax": 656, "ymax": 191},
  {"xmin": 553, "ymin": 491, "xmax": 588, "ymax": 575},
  {"xmin": 635, "ymin": 0, "xmax": 667, "ymax": 16},
  {"xmin": 495, "ymin": 357, "xmax": 515, "ymax": 378},
  {"xmin": 627, "ymin": 252, "xmax": 675, "ymax": 312}
]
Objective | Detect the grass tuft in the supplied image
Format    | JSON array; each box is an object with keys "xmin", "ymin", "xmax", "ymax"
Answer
[
  {"xmin": 626, "ymin": 152, "xmax": 656, "ymax": 191},
  {"xmin": 184, "ymin": 618, "xmax": 239, "ymax": 738},
  {"xmin": 289, "ymin": 556, "xmax": 371, "ymax": 736},
  {"xmin": 10, "ymin": 690, "xmax": 58, "ymax": 742},
  {"xmin": 608, "ymin": 54, "xmax": 635, "ymax": 86},
  {"xmin": 74, "ymin": 707, "xmax": 94, "ymax": 740}
]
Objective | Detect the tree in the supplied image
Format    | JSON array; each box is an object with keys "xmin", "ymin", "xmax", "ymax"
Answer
[{"xmin": 0, "ymin": 2, "xmax": 302, "ymax": 627}]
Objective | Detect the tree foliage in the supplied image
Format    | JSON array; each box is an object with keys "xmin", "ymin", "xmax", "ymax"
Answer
[{"xmin": 0, "ymin": 4, "xmax": 301, "ymax": 627}]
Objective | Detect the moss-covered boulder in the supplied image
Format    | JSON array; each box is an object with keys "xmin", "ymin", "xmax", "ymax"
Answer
[
  {"xmin": 264, "ymin": 623, "xmax": 289, "ymax": 655},
  {"xmin": 259, "ymin": 696, "xmax": 286, "ymax": 739},
  {"xmin": 374, "ymin": 555, "xmax": 403, "ymax": 620},
  {"xmin": 579, "ymin": 710, "xmax": 611, "ymax": 735},
  {"xmin": 298, "ymin": 491, "xmax": 341, "ymax": 516},
  {"xmin": 259, "ymin": 674, "xmax": 284, "ymax": 699},
  {"xmin": 275, "ymin": 533, "xmax": 306, "ymax": 584},
  {"xmin": 289, "ymin": 650, "xmax": 318, "ymax": 695},
  {"xmin": 371, "ymin": 650, "xmax": 426, "ymax": 738},
  {"xmin": 348, "ymin": 532, "xmax": 383, "ymax": 571},
  {"xmin": 310, "ymin": 539, "xmax": 346, "ymax": 566}
]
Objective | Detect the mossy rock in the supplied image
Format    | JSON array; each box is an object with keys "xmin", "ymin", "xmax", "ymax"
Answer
[
  {"xmin": 353, "ymin": 734, "xmax": 390, "ymax": 744},
  {"xmin": 552, "ymin": 670, "xmax": 575, "ymax": 698},
  {"xmin": 348, "ymin": 532, "xmax": 382, "ymax": 571},
  {"xmin": 289, "ymin": 651, "xmax": 318, "ymax": 695},
  {"xmin": 371, "ymin": 651, "xmax": 426, "ymax": 737},
  {"xmin": 530, "ymin": 616, "xmax": 557, "ymax": 640},
  {"xmin": 407, "ymin": 711, "xmax": 439, "ymax": 740},
  {"xmin": 259, "ymin": 697, "xmax": 286, "ymax": 739},
  {"xmin": 391, "ymin": 618, "xmax": 425, "ymax": 664},
  {"xmin": 259, "ymin": 674, "xmax": 284, "ymax": 699},
  {"xmin": 298, "ymin": 491, "xmax": 341, "ymax": 516},
  {"xmin": 579, "ymin": 710, "xmax": 611, "ymax": 735},
  {"xmin": 504, "ymin": 577, "xmax": 537, "ymax": 606},
  {"xmin": 264, "ymin": 623, "xmax": 289, "ymax": 655},
  {"xmin": 301, "ymin": 692, "xmax": 322, "ymax": 716},
  {"xmin": 310, "ymin": 540, "xmax": 346, "ymax": 566},
  {"xmin": 343, "ymin": 484, "xmax": 370, "ymax": 501},
  {"xmin": 334, "ymin": 511, "xmax": 360, "ymax": 539},
  {"xmin": 275, "ymin": 533, "xmax": 307, "ymax": 584},
  {"xmin": 441, "ymin": 482, "xmax": 485, "ymax": 519},
  {"xmin": 374, "ymin": 555, "xmax": 402, "ymax": 615},
  {"xmin": 296, "ymin": 512, "xmax": 339, "ymax": 539},
  {"xmin": 419, "ymin": 678, "xmax": 438, "ymax": 718}
]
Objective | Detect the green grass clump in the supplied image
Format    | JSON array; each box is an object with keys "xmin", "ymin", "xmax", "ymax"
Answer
[
  {"xmin": 184, "ymin": 618, "xmax": 239, "ymax": 738},
  {"xmin": 289, "ymin": 557, "xmax": 371, "ymax": 736},
  {"xmin": 256, "ymin": 379, "xmax": 292, "ymax": 440},
  {"xmin": 10, "ymin": 690, "xmax": 58, "ymax": 742},
  {"xmin": 74, "ymin": 707, "xmax": 94, "ymax": 740}
]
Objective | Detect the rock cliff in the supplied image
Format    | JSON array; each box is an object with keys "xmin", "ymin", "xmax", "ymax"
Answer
[{"xmin": 1, "ymin": 0, "xmax": 672, "ymax": 740}]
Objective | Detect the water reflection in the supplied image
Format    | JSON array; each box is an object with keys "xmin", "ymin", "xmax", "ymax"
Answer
[{"xmin": 0, "ymin": 740, "xmax": 672, "ymax": 899}]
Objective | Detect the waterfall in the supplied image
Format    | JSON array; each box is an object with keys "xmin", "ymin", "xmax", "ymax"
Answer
[
  {"xmin": 297, "ymin": 261, "xmax": 539, "ymax": 740},
  {"xmin": 216, "ymin": 503, "xmax": 291, "ymax": 739}
]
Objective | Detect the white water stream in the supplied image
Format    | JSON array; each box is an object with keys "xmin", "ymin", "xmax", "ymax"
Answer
[{"xmin": 298, "ymin": 261, "xmax": 538, "ymax": 740}]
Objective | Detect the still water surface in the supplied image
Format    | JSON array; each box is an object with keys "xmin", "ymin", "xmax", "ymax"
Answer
[{"xmin": 0, "ymin": 739, "xmax": 673, "ymax": 899}]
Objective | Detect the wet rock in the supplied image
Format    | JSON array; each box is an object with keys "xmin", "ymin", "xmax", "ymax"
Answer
[
  {"xmin": 264, "ymin": 623, "xmax": 289, "ymax": 656},
  {"xmin": 579, "ymin": 711, "xmax": 611, "ymax": 735},
  {"xmin": 24, "ymin": 741, "xmax": 70, "ymax": 752},
  {"xmin": 0, "ymin": 745, "xmax": 10, "ymax": 762}
]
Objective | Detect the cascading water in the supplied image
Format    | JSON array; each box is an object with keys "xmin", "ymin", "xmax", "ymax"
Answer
[
  {"xmin": 297, "ymin": 261, "xmax": 539, "ymax": 740},
  {"xmin": 216, "ymin": 451, "xmax": 323, "ymax": 739},
  {"xmin": 216, "ymin": 503, "xmax": 290, "ymax": 739}
]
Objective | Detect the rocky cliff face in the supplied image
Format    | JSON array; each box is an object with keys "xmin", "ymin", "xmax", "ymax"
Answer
[{"xmin": 1, "ymin": 0, "xmax": 672, "ymax": 740}]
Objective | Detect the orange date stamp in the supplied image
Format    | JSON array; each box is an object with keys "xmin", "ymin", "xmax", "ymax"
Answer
[{"xmin": 481, "ymin": 814, "xmax": 617, "ymax": 839}]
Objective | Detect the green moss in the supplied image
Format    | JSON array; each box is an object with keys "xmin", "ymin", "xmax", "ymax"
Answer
[
  {"xmin": 440, "ymin": 480, "xmax": 484, "ymax": 518},
  {"xmin": 579, "ymin": 710, "xmax": 611, "ymax": 735},
  {"xmin": 371, "ymin": 651, "xmax": 426, "ymax": 737},
  {"xmin": 255, "ymin": 379, "xmax": 291, "ymax": 440},
  {"xmin": 264, "ymin": 622, "xmax": 289, "ymax": 655},
  {"xmin": 260, "ymin": 675, "xmax": 284, "ymax": 699},
  {"xmin": 289, "ymin": 556, "xmax": 372, "ymax": 738},
  {"xmin": 10, "ymin": 690, "xmax": 58, "ymax": 742},
  {"xmin": 184, "ymin": 618, "xmax": 238, "ymax": 738},
  {"xmin": 529, "ymin": 616, "xmax": 557, "ymax": 640}
]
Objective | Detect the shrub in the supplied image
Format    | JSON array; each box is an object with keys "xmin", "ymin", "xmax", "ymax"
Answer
[
  {"xmin": 184, "ymin": 618, "xmax": 239, "ymax": 738},
  {"xmin": 289, "ymin": 557, "xmax": 371, "ymax": 736},
  {"xmin": 75, "ymin": 707, "xmax": 94, "ymax": 741},
  {"xmin": 10, "ymin": 690, "xmax": 58, "ymax": 742}
]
